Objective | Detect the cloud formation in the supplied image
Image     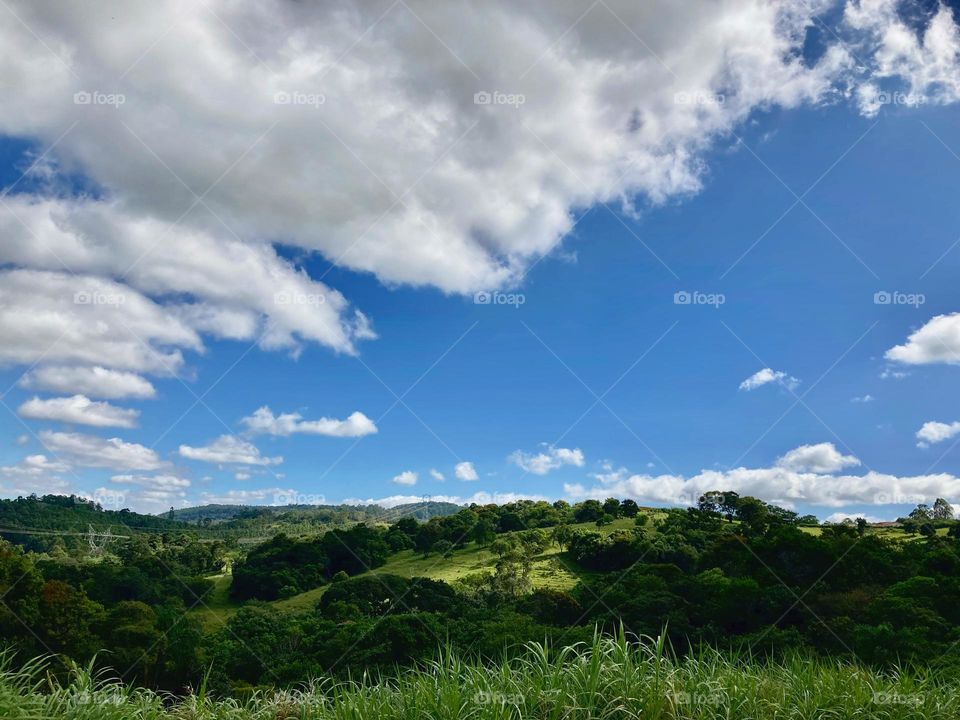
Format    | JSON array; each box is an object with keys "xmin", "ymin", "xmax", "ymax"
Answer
[
  {"xmin": 179, "ymin": 435, "xmax": 283, "ymax": 466},
  {"xmin": 886, "ymin": 313, "xmax": 960, "ymax": 365},
  {"xmin": 455, "ymin": 461, "xmax": 479, "ymax": 481},
  {"xmin": 509, "ymin": 445, "xmax": 585, "ymax": 475},
  {"xmin": 566, "ymin": 442, "xmax": 960, "ymax": 511},
  {"xmin": 739, "ymin": 367, "xmax": 800, "ymax": 391},
  {"xmin": 240, "ymin": 406, "xmax": 378, "ymax": 437},
  {"xmin": 916, "ymin": 420, "xmax": 960, "ymax": 447},
  {"xmin": 18, "ymin": 395, "xmax": 139, "ymax": 428}
]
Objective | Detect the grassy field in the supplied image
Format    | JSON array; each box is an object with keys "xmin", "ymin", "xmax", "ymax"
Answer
[
  {"xmin": 7, "ymin": 634, "xmax": 960, "ymax": 719},
  {"xmin": 195, "ymin": 515, "xmax": 921, "ymax": 630},
  {"xmin": 194, "ymin": 517, "xmax": 642, "ymax": 625}
]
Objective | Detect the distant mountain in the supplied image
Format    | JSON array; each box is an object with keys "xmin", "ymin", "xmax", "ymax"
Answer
[{"xmin": 169, "ymin": 500, "xmax": 463, "ymax": 524}]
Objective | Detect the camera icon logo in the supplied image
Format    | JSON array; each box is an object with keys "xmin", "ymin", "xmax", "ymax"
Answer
[
  {"xmin": 673, "ymin": 291, "xmax": 691, "ymax": 305},
  {"xmin": 474, "ymin": 91, "xmax": 492, "ymax": 105},
  {"xmin": 474, "ymin": 291, "xmax": 491, "ymax": 304},
  {"xmin": 874, "ymin": 291, "xmax": 891, "ymax": 305},
  {"xmin": 73, "ymin": 91, "xmax": 92, "ymax": 105}
]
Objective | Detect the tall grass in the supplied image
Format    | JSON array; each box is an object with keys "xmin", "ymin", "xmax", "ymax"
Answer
[{"xmin": 2, "ymin": 634, "xmax": 957, "ymax": 719}]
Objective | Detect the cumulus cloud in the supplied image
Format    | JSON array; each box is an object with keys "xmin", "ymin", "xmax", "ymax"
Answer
[
  {"xmin": 106, "ymin": 473, "xmax": 191, "ymax": 512},
  {"xmin": 19, "ymin": 366, "xmax": 156, "ymax": 399},
  {"xmin": 18, "ymin": 395, "xmax": 140, "ymax": 428},
  {"xmin": 0, "ymin": 0, "xmax": 953, "ymax": 393},
  {"xmin": 851, "ymin": 394, "xmax": 874, "ymax": 403},
  {"xmin": 565, "ymin": 441, "xmax": 960, "ymax": 508},
  {"xmin": 392, "ymin": 470, "xmax": 418, "ymax": 486},
  {"xmin": 776, "ymin": 442, "xmax": 861, "ymax": 473},
  {"xmin": 240, "ymin": 406, "xmax": 378, "ymax": 437},
  {"xmin": 343, "ymin": 491, "xmax": 547, "ymax": 509},
  {"xmin": 0, "ymin": 454, "xmax": 72, "ymax": 497},
  {"xmin": 38, "ymin": 430, "xmax": 165, "ymax": 471},
  {"xmin": 509, "ymin": 445, "xmax": 585, "ymax": 475},
  {"xmin": 846, "ymin": 0, "xmax": 960, "ymax": 116},
  {"xmin": 429, "ymin": 469, "xmax": 445, "ymax": 481},
  {"xmin": 455, "ymin": 461, "xmax": 479, "ymax": 481},
  {"xmin": 199, "ymin": 487, "xmax": 303, "ymax": 505},
  {"xmin": 739, "ymin": 367, "xmax": 800, "ymax": 391},
  {"xmin": 824, "ymin": 512, "xmax": 881, "ymax": 524},
  {"xmin": 886, "ymin": 313, "xmax": 960, "ymax": 365},
  {"xmin": 179, "ymin": 435, "xmax": 282, "ymax": 466},
  {"xmin": 916, "ymin": 420, "xmax": 960, "ymax": 447}
]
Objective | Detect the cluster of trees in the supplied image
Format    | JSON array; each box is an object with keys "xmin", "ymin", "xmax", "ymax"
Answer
[
  {"xmin": 899, "ymin": 498, "xmax": 956, "ymax": 536},
  {"xmin": 230, "ymin": 524, "xmax": 391, "ymax": 600},
  {"xmin": 5, "ymin": 491, "xmax": 960, "ymax": 696},
  {"xmin": 0, "ymin": 532, "xmax": 225, "ymax": 688}
]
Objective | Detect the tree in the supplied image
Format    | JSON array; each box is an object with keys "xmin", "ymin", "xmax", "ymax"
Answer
[
  {"xmin": 919, "ymin": 523, "xmax": 936, "ymax": 537},
  {"xmin": 620, "ymin": 499, "xmax": 640, "ymax": 517},
  {"xmin": 595, "ymin": 513, "xmax": 614, "ymax": 528},
  {"xmin": 910, "ymin": 504, "xmax": 933, "ymax": 521},
  {"xmin": 552, "ymin": 524, "xmax": 574, "ymax": 552},
  {"xmin": 856, "ymin": 518, "xmax": 868, "ymax": 537},
  {"xmin": 933, "ymin": 498, "xmax": 954, "ymax": 521},
  {"xmin": 602, "ymin": 498, "xmax": 621, "ymax": 518},
  {"xmin": 472, "ymin": 516, "xmax": 497, "ymax": 546},
  {"xmin": 574, "ymin": 499, "xmax": 603, "ymax": 523}
]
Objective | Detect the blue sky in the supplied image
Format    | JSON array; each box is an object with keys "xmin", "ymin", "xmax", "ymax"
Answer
[{"xmin": 1, "ymin": 0, "xmax": 960, "ymax": 520}]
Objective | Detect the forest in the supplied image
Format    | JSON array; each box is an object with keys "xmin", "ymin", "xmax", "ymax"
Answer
[{"xmin": 1, "ymin": 491, "xmax": 959, "ymax": 701}]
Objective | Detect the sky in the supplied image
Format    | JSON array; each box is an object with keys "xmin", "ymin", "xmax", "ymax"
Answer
[{"xmin": 1, "ymin": 0, "xmax": 960, "ymax": 521}]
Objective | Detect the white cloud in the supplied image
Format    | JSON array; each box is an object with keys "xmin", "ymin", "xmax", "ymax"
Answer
[
  {"xmin": 509, "ymin": 445, "xmax": 585, "ymax": 475},
  {"xmin": 343, "ymin": 491, "xmax": 547, "ymax": 509},
  {"xmin": 739, "ymin": 367, "xmax": 800, "ymax": 391},
  {"xmin": 106, "ymin": 473, "xmax": 192, "ymax": 512},
  {"xmin": 429, "ymin": 469, "xmax": 445, "ymax": 481},
  {"xmin": 846, "ymin": 0, "xmax": 960, "ymax": 117},
  {"xmin": 565, "ymin": 441, "xmax": 960, "ymax": 508},
  {"xmin": 824, "ymin": 512, "xmax": 881, "ymax": 524},
  {"xmin": 455, "ymin": 461, "xmax": 479, "ymax": 481},
  {"xmin": 851, "ymin": 394, "xmax": 874, "ymax": 403},
  {"xmin": 392, "ymin": 470, "xmax": 418, "ymax": 486},
  {"xmin": 240, "ymin": 406, "xmax": 378, "ymax": 437},
  {"xmin": 199, "ymin": 487, "xmax": 301, "ymax": 505},
  {"xmin": 0, "ymin": 454, "xmax": 72, "ymax": 497},
  {"xmin": 18, "ymin": 395, "xmax": 140, "ymax": 428},
  {"xmin": 0, "ymin": 269, "xmax": 198, "ymax": 373},
  {"xmin": 19, "ymin": 366, "xmax": 156, "ymax": 399},
  {"xmin": 179, "ymin": 435, "xmax": 282, "ymax": 466},
  {"xmin": 111, "ymin": 473, "xmax": 191, "ymax": 489},
  {"xmin": 235, "ymin": 471, "xmax": 251, "ymax": 480},
  {"xmin": 38, "ymin": 430, "xmax": 165, "ymax": 471},
  {"xmin": 776, "ymin": 442, "xmax": 861, "ymax": 473},
  {"xmin": 0, "ymin": 0, "xmax": 952, "ymax": 386},
  {"xmin": 886, "ymin": 313, "xmax": 960, "ymax": 365},
  {"xmin": 916, "ymin": 420, "xmax": 960, "ymax": 447}
]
